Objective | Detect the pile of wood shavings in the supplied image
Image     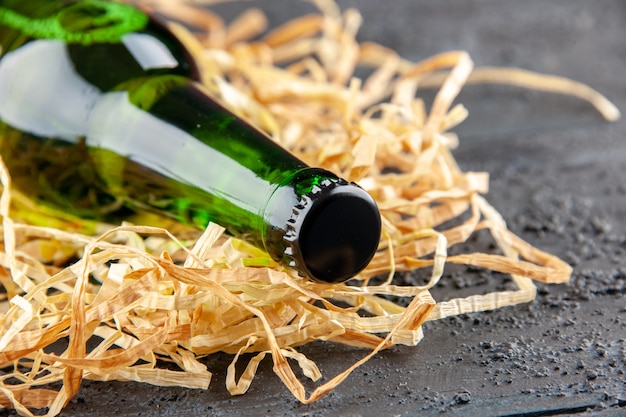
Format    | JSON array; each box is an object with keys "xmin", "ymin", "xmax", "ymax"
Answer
[{"xmin": 0, "ymin": 1, "xmax": 620, "ymax": 415}]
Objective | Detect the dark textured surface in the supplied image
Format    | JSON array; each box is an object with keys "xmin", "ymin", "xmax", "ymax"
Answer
[{"xmin": 5, "ymin": 1, "xmax": 626, "ymax": 416}]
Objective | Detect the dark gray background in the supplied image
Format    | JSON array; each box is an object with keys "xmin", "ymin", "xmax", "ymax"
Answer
[{"xmin": 6, "ymin": 1, "xmax": 626, "ymax": 416}]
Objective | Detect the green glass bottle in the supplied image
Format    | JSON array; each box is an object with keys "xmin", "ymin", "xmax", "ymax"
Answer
[{"xmin": 0, "ymin": 0, "xmax": 381, "ymax": 283}]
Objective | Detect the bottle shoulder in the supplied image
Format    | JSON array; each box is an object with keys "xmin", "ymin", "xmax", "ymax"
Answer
[{"xmin": 0, "ymin": 0, "xmax": 199, "ymax": 90}]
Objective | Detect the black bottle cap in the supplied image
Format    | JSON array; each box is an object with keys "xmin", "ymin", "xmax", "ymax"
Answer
[{"xmin": 284, "ymin": 178, "xmax": 381, "ymax": 283}]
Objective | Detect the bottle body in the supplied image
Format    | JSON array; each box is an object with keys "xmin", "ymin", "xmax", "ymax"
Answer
[{"xmin": 0, "ymin": 0, "xmax": 381, "ymax": 283}]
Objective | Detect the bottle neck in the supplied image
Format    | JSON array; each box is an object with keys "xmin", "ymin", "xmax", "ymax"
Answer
[{"xmin": 94, "ymin": 77, "xmax": 310, "ymax": 238}]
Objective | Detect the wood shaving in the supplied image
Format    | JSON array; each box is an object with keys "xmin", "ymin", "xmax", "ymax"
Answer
[{"xmin": 0, "ymin": 1, "xmax": 619, "ymax": 415}]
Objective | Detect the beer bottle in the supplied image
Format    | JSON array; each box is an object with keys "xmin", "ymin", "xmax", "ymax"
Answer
[{"xmin": 0, "ymin": 0, "xmax": 381, "ymax": 283}]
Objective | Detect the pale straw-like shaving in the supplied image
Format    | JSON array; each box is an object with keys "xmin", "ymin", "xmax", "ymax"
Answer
[{"xmin": 0, "ymin": 1, "xmax": 619, "ymax": 415}]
